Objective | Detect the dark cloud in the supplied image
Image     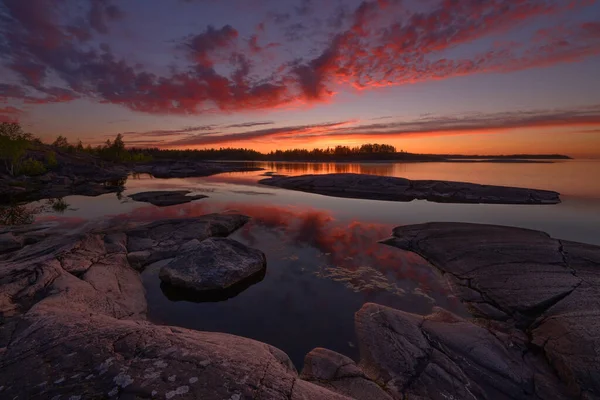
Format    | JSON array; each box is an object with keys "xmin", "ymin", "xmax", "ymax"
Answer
[
  {"xmin": 122, "ymin": 125, "xmax": 217, "ymax": 137},
  {"xmin": 184, "ymin": 25, "xmax": 239, "ymax": 66},
  {"xmin": 295, "ymin": 0, "xmax": 313, "ymax": 16},
  {"xmin": 164, "ymin": 121, "xmax": 352, "ymax": 146},
  {"xmin": 88, "ymin": 0, "xmax": 123, "ymax": 35},
  {"xmin": 285, "ymin": 105, "xmax": 600, "ymax": 140},
  {"xmin": 225, "ymin": 121, "xmax": 274, "ymax": 128},
  {"xmin": 0, "ymin": 0, "xmax": 598, "ymax": 121},
  {"xmin": 284, "ymin": 23, "xmax": 309, "ymax": 42}
]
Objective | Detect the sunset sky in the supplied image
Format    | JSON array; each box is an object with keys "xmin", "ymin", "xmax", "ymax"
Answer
[{"xmin": 1, "ymin": 0, "xmax": 600, "ymax": 157}]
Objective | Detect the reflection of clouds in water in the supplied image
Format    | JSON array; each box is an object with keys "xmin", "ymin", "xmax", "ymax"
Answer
[
  {"xmin": 106, "ymin": 201, "xmax": 452, "ymax": 300},
  {"xmin": 315, "ymin": 265, "xmax": 407, "ymax": 296}
]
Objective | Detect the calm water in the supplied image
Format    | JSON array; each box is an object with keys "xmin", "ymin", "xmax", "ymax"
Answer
[{"xmin": 27, "ymin": 160, "xmax": 600, "ymax": 368}]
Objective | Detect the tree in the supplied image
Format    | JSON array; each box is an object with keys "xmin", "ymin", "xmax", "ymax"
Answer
[
  {"xmin": 0, "ymin": 122, "xmax": 31, "ymax": 176},
  {"xmin": 113, "ymin": 133, "xmax": 125, "ymax": 151},
  {"xmin": 52, "ymin": 135, "xmax": 69, "ymax": 148}
]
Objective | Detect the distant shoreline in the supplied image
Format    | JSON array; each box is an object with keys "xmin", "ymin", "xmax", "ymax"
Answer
[{"xmin": 217, "ymin": 156, "xmax": 570, "ymax": 164}]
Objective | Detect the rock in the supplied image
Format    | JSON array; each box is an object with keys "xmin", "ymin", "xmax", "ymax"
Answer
[
  {"xmin": 0, "ymin": 309, "xmax": 350, "ymax": 400},
  {"xmin": 383, "ymin": 222, "xmax": 600, "ymax": 399},
  {"xmin": 301, "ymin": 348, "xmax": 393, "ymax": 400},
  {"xmin": 159, "ymin": 238, "xmax": 266, "ymax": 292},
  {"xmin": 354, "ymin": 303, "xmax": 570, "ymax": 400},
  {"xmin": 0, "ymin": 232, "xmax": 23, "ymax": 254},
  {"xmin": 0, "ymin": 213, "xmax": 352, "ymax": 400},
  {"xmin": 259, "ymin": 173, "xmax": 561, "ymax": 205},
  {"xmin": 125, "ymin": 214, "xmax": 250, "ymax": 268},
  {"xmin": 129, "ymin": 190, "xmax": 207, "ymax": 207},
  {"xmin": 133, "ymin": 160, "xmax": 263, "ymax": 178}
]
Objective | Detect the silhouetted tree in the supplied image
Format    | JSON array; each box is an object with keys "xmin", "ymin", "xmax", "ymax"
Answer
[
  {"xmin": 0, "ymin": 122, "xmax": 32, "ymax": 176},
  {"xmin": 52, "ymin": 135, "xmax": 69, "ymax": 148}
]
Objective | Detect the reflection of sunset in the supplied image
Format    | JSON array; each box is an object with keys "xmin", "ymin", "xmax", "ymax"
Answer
[{"xmin": 108, "ymin": 201, "xmax": 458, "ymax": 307}]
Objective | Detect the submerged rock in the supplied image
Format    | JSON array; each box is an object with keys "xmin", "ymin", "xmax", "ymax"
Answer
[
  {"xmin": 259, "ymin": 173, "xmax": 561, "ymax": 204},
  {"xmin": 129, "ymin": 190, "xmax": 207, "ymax": 207},
  {"xmin": 159, "ymin": 237, "xmax": 266, "ymax": 292}
]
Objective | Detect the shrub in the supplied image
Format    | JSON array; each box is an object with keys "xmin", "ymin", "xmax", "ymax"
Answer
[
  {"xmin": 46, "ymin": 151, "xmax": 58, "ymax": 168},
  {"xmin": 18, "ymin": 158, "xmax": 47, "ymax": 176},
  {"xmin": 0, "ymin": 205, "xmax": 36, "ymax": 225},
  {"xmin": 47, "ymin": 198, "xmax": 69, "ymax": 213}
]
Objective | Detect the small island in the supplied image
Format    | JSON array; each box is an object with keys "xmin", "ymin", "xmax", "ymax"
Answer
[{"xmin": 259, "ymin": 173, "xmax": 561, "ymax": 205}]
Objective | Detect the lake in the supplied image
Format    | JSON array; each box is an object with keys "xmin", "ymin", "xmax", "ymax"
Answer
[{"xmin": 27, "ymin": 159, "xmax": 600, "ymax": 369}]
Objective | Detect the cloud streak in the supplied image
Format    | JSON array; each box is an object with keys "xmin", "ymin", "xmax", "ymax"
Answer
[{"xmin": 154, "ymin": 105, "xmax": 600, "ymax": 146}]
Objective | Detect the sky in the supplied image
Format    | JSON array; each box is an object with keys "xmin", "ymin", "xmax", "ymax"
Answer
[{"xmin": 1, "ymin": 0, "xmax": 600, "ymax": 157}]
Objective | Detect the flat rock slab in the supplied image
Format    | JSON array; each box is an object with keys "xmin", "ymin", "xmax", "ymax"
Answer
[
  {"xmin": 125, "ymin": 213, "xmax": 250, "ymax": 268},
  {"xmin": 159, "ymin": 237, "xmax": 266, "ymax": 292},
  {"xmin": 0, "ymin": 308, "xmax": 350, "ymax": 400},
  {"xmin": 383, "ymin": 222, "xmax": 600, "ymax": 399},
  {"xmin": 353, "ymin": 304, "xmax": 571, "ymax": 400},
  {"xmin": 259, "ymin": 173, "xmax": 560, "ymax": 204},
  {"xmin": 129, "ymin": 190, "xmax": 207, "ymax": 207}
]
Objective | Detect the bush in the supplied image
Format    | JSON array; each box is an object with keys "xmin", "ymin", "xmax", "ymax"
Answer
[
  {"xmin": 47, "ymin": 198, "xmax": 69, "ymax": 213},
  {"xmin": 18, "ymin": 158, "xmax": 47, "ymax": 176},
  {"xmin": 0, "ymin": 205, "xmax": 36, "ymax": 225},
  {"xmin": 46, "ymin": 151, "xmax": 58, "ymax": 168}
]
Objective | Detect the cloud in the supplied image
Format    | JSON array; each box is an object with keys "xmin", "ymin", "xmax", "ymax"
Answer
[
  {"xmin": 122, "ymin": 105, "xmax": 600, "ymax": 147},
  {"xmin": 285, "ymin": 105, "xmax": 600, "ymax": 140},
  {"xmin": 0, "ymin": 105, "xmax": 22, "ymax": 122},
  {"xmin": 225, "ymin": 121, "xmax": 274, "ymax": 128},
  {"xmin": 164, "ymin": 120, "xmax": 354, "ymax": 146},
  {"xmin": 122, "ymin": 125, "xmax": 217, "ymax": 137},
  {"xmin": 0, "ymin": 0, "xmax": 599, "ymax": 119},
  {"xmin": 184, "ymin": 25, "xmax": 239, "ymax": 67}
]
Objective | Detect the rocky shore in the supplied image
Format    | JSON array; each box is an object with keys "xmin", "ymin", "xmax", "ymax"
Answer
[
  {"xmin": 259, "ymin": 173, "xmax": 561, "ymax": 204},
  {"xmin": 129, "ymin": 191, "xmax": 208, "ymax": 207},
  {"xmin": 1, "ymin": 217, "xmax": 598, "ymax": 399},
  {"xmin": 0, "ymin": 159, "xmax": 262, "ymax": 205}
]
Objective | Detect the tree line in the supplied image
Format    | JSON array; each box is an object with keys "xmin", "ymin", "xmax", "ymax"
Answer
[{"xmin": 1, "ymin": 122, "xmax": 407, "ymax": 175}]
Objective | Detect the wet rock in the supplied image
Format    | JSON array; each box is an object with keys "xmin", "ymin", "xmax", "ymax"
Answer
[
  {"xmin": 301, "ymin": 348, "xmax": 392, "ymax": 400},
  {"xmin": 159, "ymin": 238, "xmax": 266, "ymax": 292},
  {"xmin": 0, "ymin": 232, "xmax": 23, "ymax": 254},
  {"xmin": 383, "ymin": 222, "xmax": 600, "ymax": 399},
  {"xmin": 129, "ymin": 190, "xmax": 207, "ymax": 207},
  {"xmin": 259, "ymin": 173, "xmax": 560, "ymax": 204},
  {"xmin": 125, "ymin": 214, "xmax": 250, "ymax": 268}
]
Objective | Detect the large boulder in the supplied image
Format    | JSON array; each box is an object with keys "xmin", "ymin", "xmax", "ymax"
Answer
[
  {"xmin": 354, "ymin": 304, "xmax": 571, "ymax": 400},
  {"xmin": 159, "ymin": 237, "xmax": 266, "ymax": 293},
  {"xmin": 300, "ymin": 347, "xmax": 393, "ymax": 400},
  {"xmin": 0, "ymin": 308, "xmax": 350, "ymax": 400},
  {"xmin": 125, "ymin": 214, "xmax": 250, "ymax": 268},
  {"xmin": 129, "ymin": 190, "xmax": 207, "ymax": 207},
  {"xmin": 259, "ymin": 173, "xmax": 560, "ymax": 204},
  {"xmin": 383, "ymin": 222, "xmax": 600, "ymax": 399}
]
